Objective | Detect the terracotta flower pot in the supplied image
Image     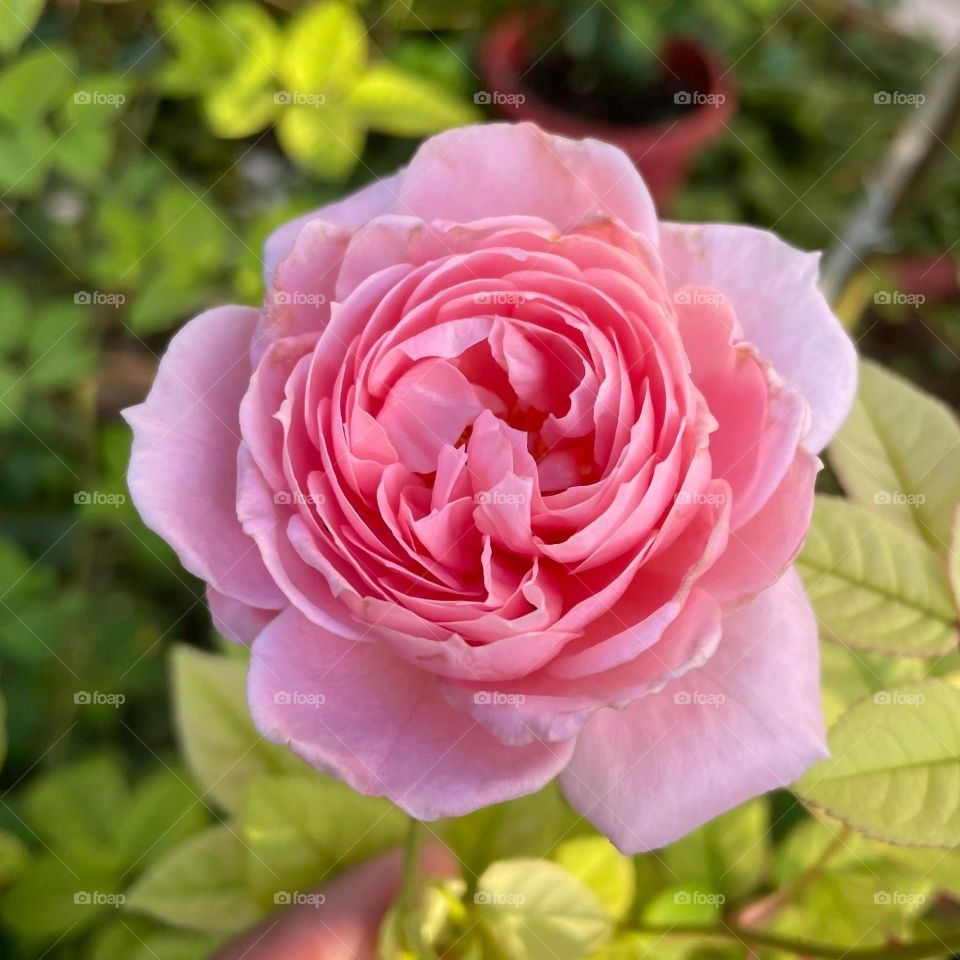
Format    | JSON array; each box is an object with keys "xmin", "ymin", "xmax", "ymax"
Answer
[{"xmin": 480, "ymin": 11, "xmax": 736, "ymax": 206}]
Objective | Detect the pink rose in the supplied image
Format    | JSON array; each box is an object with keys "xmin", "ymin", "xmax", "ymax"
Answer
[{"xmin": 126, "ymin": 123, "xmax": 856, "ymax": 852}]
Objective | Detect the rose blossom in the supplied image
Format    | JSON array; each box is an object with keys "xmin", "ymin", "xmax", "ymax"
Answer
[{"xmin": 126, "ymin": 123, "xmax": 856, "ymax": 852}]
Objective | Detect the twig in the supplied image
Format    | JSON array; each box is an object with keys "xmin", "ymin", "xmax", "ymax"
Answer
[{"xmin": 820, "ymin": 52, "xmax": 960, "ymax": 301}]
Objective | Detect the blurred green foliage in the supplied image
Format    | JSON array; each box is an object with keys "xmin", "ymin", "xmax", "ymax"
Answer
[{"xmin": 0, "ymin": 1, "xmax": 958, "ymax": 959}]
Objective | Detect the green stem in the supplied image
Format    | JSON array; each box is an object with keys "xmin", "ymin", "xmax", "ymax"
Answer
[
  {"xmin": 400, "ymin": 817, "xmax": 422, "ymax": 911},
  {"xmin": 735, "ymin": 825, "xmax": 851, "ymax": 927},
  {"xmin": 637, "ymin": 923, "xmax": 960, "ymax": 960}
]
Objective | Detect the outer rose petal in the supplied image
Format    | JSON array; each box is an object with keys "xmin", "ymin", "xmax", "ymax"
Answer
[
  {"xmin": 659, "ymin": 222, "xmax": 856, "ymax": 452},
  {"xmin": 206, "ymin": 587, "xmax": 278, "ymax": 646},
  {"xmin": 263, "ymin": 173, "xmax": 402, "ymax": 282},
  {"xmin": 248, "ymin": 606, "xmax": 575, "ymax": 819},
  {"xmin": 397, "ymin": 123, "xmax": 659, "ymax": 241},
  {"xmin": 123, "ymin": 306, "xmax": 285, "ymax": 611},
  {"xmin": 264, "ymin": 123, "xmax": 660, "ymax": 284},
  {"xmin": 560, "ymin": 568, "xmax": 828, "ymax": 853}
]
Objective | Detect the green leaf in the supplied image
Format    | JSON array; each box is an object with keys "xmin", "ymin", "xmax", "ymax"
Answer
[
  {"xmin": 552, "ymin": 837, "xmax": 634, "ymax": 922},
  {"xmin": 241, "ymin": 773, "xmax": 405, "ymax": 905},
  {"xmin": 204, "ymin": 81, "xmax": 278, "ymax": 139},
  {"xmin": 0, "ymin": 363, "xmax": 26, "ymax": 428},
  {"xmin": 202, "ymin": 1, "xmax": 281, "ymax": 138},
  {"xmin": 797, "ymin": 496, "xmax": 958, "ymax": 657},
  {"xmin": 819, "ymin": 640, "xmax": 925, "ymax": 727},
  {"xmin": 0, "ymin": 280, "xmax": 29, "ymax": 355},
  {"xmin": 0, "ymin": 829, "xmax": 28, "ymax": 886},
  {"xmin": 641, "ymin": 881, "xmax": 725, "ymax": 927},
  {"xmin": 0, "ymin": 0, "xmax": 49, "ymax": 57},
  {"xmin": 281, "ymin": 1, "xmax": 367, "ymax": 97},
  {"xmin": 949, "ymin": 505, "xmax": 960, "ymax": 612},
  {"xmin": 53, "ymin": 123, "xmax": 115, "ymax": 185},
  {"xmin": 0, "ymin": 688, "xmax": 6, "ymax": 770},
  {"xmin": 128, "ymin": 270, "xmax": 207, "ymax": 335},
  {"xmin": 348, "ymin": 64, "xmax": 476, "ymax": 136},
  {"xmin": 20, "ymin": 754, "xmax": 128, "ymax": 872},
  {"xmin": 60, "ymin": 74, "xmax": 129, "ymax": 125},
  {"xmin": 770, "ymin": 824, "xmax": 933, "ymax": 949},
  {"xmin": 125, "ymin": 825, "xmax": 262, "ymax": 935},
  {"xmin": 0, "ymin": 47, "xmax": 76, "ymax": 125},
  {"xmin": 25, "ymin": 301, "xmax": 95, "ymax": 389},
  {"xmin": 116, "ymin": 768, "xmax": 208, "ymax": 875},
  {"xmin": 156, "ymin": 1, "xmax": 243, "ymax": 96},
  {"xmin": 795, "ymin": 680, "xmax": 960, "ymax": 846},
  {"xmin": 830, "ymin": 360, "xmax": 960, "ymax": 549},
  {"xmin": 446, "ymin": 784, "xmax": 581, "ymax": 879},
  {"xmin": 475, "ymin": 859, "xmax": 611, "ymax": 960},
  {"xmin": 276, "ymin": 104, "xmax": 364, "ymax": 180},
  {"xmin": 92, "ymin": 919, "xmax": 221, "ymax": 960},
  {"xmin": 171, "ymin": 645, "xmax": 303, "ymax": 815},
  {"xmin": 1, "ymin": 854, "xmax": 121, "ymax": 942},
  {"xmin": 0, "ymin": 123, "xmax": 56, "ymax": 197},
  {"xmin": 660, "ymin": 798, "xmax": 769, "ymax": 901}
]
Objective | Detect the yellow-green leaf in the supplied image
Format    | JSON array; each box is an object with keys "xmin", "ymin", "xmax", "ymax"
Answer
[
  {"xmin": 830, "ymin": 360, "xmax": 960, "ymax": 550},
  {"xmin": 276, "ymin": 104, "xmax": 363, "ymax": 180},
  {"xmin": 171, "ymin": 645, "xmax": 304, "ymax": 816},
  {"xmin": 241, "ymin": 773, "xmax": 405, "ymax": 906},
  {"xmin": 0, "ymin": 0, "xmax": 47, "ymax": 57},
  {"xmin": 661, "ymin": 798, "xmax": 769, "ymax": 901},
  {"xmin": 348, "ymin": 64, "xmax": 477, "ymax": 136},
  {"xmin": 281, "ymin": 1, "xmax": 367, "ymax": 97},
  {"xmin": 798, "ymin": 496, "xmax": 958, "ymax": 657},
  {"xmin": 125, "ymin": 826, "xmax": 261, "ymax": 935},
  {"xmin": 552, "ymin": 837, "xmax": 634, "ymax": 922},
  {"xmin": 475, "ymin": 859, "xmax": 611, "ymax": 960},
  {"xmin": 795, "ymin": 680, "xmax": 960, "ymax": 847}
]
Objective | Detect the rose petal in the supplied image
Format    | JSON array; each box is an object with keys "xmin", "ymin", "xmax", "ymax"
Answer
[
  {"xmin": 659, "ymin": 222, "xmax": 856, "ymax": 452},
  {"xmin": 248, "ymin": 606, "xmax": 575, "ymax": 819},
  {"xmin": 398, "ymin": 123, "xmax": 659, "ymax": 240},
  {"xmin": 263, "ymin": 173, "xmax": 402, "ymax": 283},
  {"xmin": 124, "ymin": 306, "xmax": 284, "ymax": 610},
  {"xmin": 560, "ymin": 568, "xmax": 827, "ymax": 852}
]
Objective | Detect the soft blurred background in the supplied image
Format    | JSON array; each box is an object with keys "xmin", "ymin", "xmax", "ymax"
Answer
[{"xmin": 1, "ymin": 1, "xmax": 959, "ymax": 958}]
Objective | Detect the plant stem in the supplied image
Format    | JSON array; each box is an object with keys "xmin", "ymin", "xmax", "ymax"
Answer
[
  {"xmin": 399, "ymin": 816, "xmax": 423, "ymax": 919},
  {"xmin": 637, "ymin": 923, "xmax": 960, "ymax": 960},
  {"xmin": 736, "ymin": 825, "xmax": 851, "ymax": 927}
]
